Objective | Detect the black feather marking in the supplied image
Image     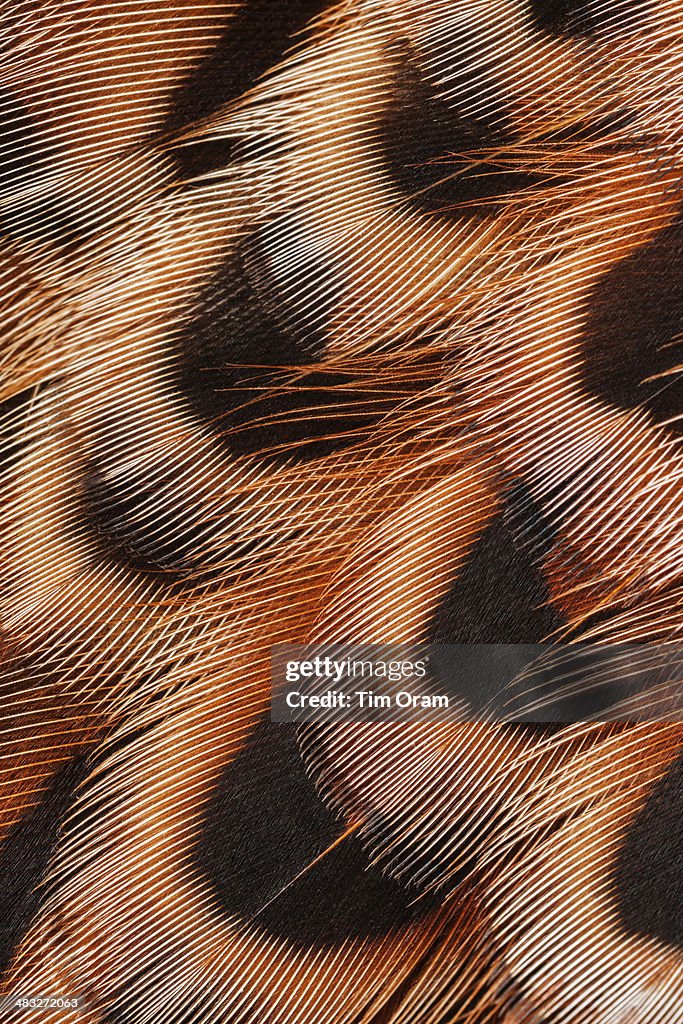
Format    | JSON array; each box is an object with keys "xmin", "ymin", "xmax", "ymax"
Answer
[
  {"xmin": 0, "ymin": 753, "xmax": 91, "ymax": 976},
  {"xmin": 529, "ymin": 0, "xmax": 654, "ymax": 36},
  {"xmin": 84, "ymin": 464, "xmax": 215, "ymax": 581},
  {"xmin": 529, "ymin": 0, "xmax": 594, "ymax": 34},
  {"xmin": 84, "ymin": 459, "xmax": 296, "ymax": 589},
  {"xmin": 174, "ymin": 232, "xmax": 381, "ymax": 463},
  {"xmin": 169, "ymin": 138, "xmax": 242, "ymax": 185},
  {"xmin": 170, "ymin": 131, "xmax": 290, "ymax": 186},
  {"xmin": 0, "ymin": 90, "xmax": 85, "ymax": 248},
  {"xmin": 614, "ymin": 750, "xmax": 683, "ymax": 949},
  {"xmin": 579, "ymin": 211, "xmax": 683, "ymax": 434},
  {"xmin": 429, "ymin": 490, "xmax": 565, "ymax": 645},
  {"xmin": 196, "ymin": 720, "xmax": 438, "ymax": 948},
  {"xmin": 381, "ymin": 60, "xmax": 549, "ymax": 217},
  {"xmin": 163, "ymin": 0, "xmax": 332, "ymax": 134},
  {"xmin": 537, "ymin": 109, "xmax": 640, "ymax": 143}
]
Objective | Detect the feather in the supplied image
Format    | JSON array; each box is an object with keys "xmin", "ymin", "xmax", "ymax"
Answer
[{"xmin": 1, "ymin": 1, "xmax": 682, "ymax": 1021}]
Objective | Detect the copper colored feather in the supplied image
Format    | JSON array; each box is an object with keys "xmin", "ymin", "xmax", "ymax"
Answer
[{"xmin": 0, "ymin": 2, "xmax": 682, "ymax": 1022}]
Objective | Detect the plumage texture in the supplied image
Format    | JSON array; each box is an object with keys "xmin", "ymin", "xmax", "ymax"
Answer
[{"xmin": 0, "ymin": 1, "xmax": 682, "ymax": 1021}]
